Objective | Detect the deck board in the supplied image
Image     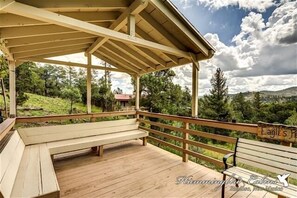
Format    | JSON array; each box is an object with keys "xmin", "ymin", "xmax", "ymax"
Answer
[{"xmin": 54, "ymin": 140, "xmax": 277, "ymax": 198}]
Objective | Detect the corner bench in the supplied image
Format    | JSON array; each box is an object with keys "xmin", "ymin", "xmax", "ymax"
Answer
[
  {"xmin": 221, "ymin": 138, "xmax": 297, "ymax": 198},
  {"xmin": 0, "ymin": 119, "xmax": 148, "ymax": 198}
]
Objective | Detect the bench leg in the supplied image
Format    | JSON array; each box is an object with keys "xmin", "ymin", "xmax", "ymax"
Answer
[
  {"xmin": 91, "ymin": 147, "xmax": 97, "ymax": 152},
  {"xmin": 98, "ymin": 145, "xmax": 104, "ymax": 157},
  {"xmin": 221, "ymin": 174, "xmax": 226, "ymax": 198},
  {"xmin": 142, "ymin": 137, "xmax": 147, "ymax": 146}
]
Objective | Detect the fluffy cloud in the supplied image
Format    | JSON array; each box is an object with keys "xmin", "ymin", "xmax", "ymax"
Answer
[
  {"xmin": 173, "ymin": 1, "xmax": 297, "ymax": 95},
  {"xmin": 179, "ymin": 0, "xmax": 278, "ymax": 12}
]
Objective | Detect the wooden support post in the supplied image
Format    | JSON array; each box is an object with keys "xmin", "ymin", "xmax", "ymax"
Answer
[
  {"xmin": 98, "ymin": 145, "xmax": 104, "ymax": 157},
  {"xmin": 127, "ymin": 14, "xmax": 135, "ymax": 37},
  {"xmin": 192, "ymin": 62, "xmax": 199, "ymax": 117},
  {"xmin": 135, "ymin": 75, "xmax": 140, "ymax": 111},
  {"xmin": 182, "ymin": 122, "xmax": 189, "ymax": 162},
  {"xmin": 87, "ymin": 54, "xmax": 92, "ymax": 114},
  {"xmin": 9, "ymin": 61, "xmax": 16, "ymax": 118},
  {"xmin": 142, "ymin": 137, "xmax": 147, "ymax": 146}
]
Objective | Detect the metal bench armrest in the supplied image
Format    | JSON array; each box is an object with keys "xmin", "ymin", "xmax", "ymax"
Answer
[{"xmin": 223, "ymin": 153, "xmax": 234, "ymax": 170}]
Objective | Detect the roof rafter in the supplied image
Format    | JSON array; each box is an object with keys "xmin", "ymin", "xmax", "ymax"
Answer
[
  {"xmin": 93, "ymin": 52, "xmax": 136, "ymax": 75},
  {"xmin": 134, "ymin": 25, "xmax": 179, "ymax": 64},
  {"xmin": 139, "ymin": 11, "xmax": 186, "ymax": 51},
  {"xmin": 5, "ymin": 32, "xmax": 96, "ymax": 48},
  {"xmin": 0, "ymin": 22, "xmax": 110, "ymax": 39},
  {"xmin": 20, "ymin": 58, "xmax": 125, "ymax": 73},
  {"xmin": 100, "ymin": 47, "xmax": 143, "ymax": 74},
  {"xmin": 0, "ymin": 1, "xmax": 191, "ymax": 58},
  {"xmin": 86, "ymin": 0, "xmax": 149, "ymax": 54},
  {"xmin": 14, "ymin": 44, "xmax": 89, "ymax": 59},
  {"xmin": 15, "ymin": 0, "xmax": 131, "ymax": 11},
  {"xmin": 10, "ymin": 38, "xmax": 95, "ymax": 54},
  {"xmin": 150, "ymin": 0, "xmax": 209, "ymax": 57},
  {"xmin": 104, "ymin": 41, "xmax": 150, "ymax": 70},
  {"xmin": 0, "ymin": 12, "xmax": 120, "ymax": 28},
  {"xmin": 108, "ymin": 40, "xmax": 156, "ymax": 69}
]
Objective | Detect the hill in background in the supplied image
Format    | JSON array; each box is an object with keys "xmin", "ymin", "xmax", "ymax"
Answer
[{"xmin": 229, "ymin": 87, "xmax": 297, "ymax": 101}]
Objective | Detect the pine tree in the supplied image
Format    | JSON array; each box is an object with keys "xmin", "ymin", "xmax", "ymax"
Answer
[{"xmin": 202, "ymin": 68, "xmax": 230, "ymax": 121}]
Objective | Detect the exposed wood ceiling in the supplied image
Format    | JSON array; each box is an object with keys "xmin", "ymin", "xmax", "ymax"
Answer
[{"xmin": 0, "ymin": 0, "xmax": 215, "ymax": 75}]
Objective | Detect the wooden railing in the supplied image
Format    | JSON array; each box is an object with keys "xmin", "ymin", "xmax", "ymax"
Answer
[
  {"xmin": 16, "ymin": 111, "xmax": 136, "ymax": 123},
  {"xmin": 137, "ymin": 111, "xmax": 260, "ymax": 168},
  {"xmin": 0, "ymin": 118, "xmax": 16, "ymax": 142}
]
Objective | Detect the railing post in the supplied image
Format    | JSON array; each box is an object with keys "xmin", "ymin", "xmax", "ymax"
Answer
[{"xmin": 182, "ymin": 122, "xmax": 189, "ymax": 162}]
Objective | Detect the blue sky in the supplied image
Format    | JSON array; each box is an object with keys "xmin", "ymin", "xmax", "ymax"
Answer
[
  {"xmin": 171, "ymin": 0, "xmax": 277, "ymax": 45},
  {"xmin": 169, "ymin": 0, "xmax": 297, "ymax": 95}
]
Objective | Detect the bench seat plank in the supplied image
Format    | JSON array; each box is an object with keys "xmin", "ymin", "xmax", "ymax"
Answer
[
  {"xmin": 47, "ymin": 130, "xmax": 148, "ymax": 155},
  {"xmin": 11, "ymin": 144, "xmax": 59, "ymax": 198},
  {"xmin": 224, "ymin": 167, "xmax": 297, "ymax": 198},
  {"xmin": 18, "ymin": 119, "xmax": 137, "ymax": 145},
  {"xmin": 0, "ymin": 132, "xmax": 25, "ymax": 198}
]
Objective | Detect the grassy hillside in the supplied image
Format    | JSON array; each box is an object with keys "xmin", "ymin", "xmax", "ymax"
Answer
[{"xmin": 0, "ymin": 93, "xmax": 101, "ymax": 117}]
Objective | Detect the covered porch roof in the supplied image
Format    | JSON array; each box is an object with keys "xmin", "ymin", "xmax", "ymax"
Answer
[{"xmin": 0, "ymin": 0, "xmax": 215, "ymax": 75}]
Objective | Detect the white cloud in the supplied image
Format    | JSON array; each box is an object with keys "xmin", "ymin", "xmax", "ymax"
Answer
[
  {"xmin": 196, "ymin": 0, "xmax": 277, "ymax": 12},
  {"xmin": 177, "ymin": 0, "xmax": 279, "ymax": 12},
  {"xmin": 173, "ymin": 1, "xmax": 297, "ymax": 95}
]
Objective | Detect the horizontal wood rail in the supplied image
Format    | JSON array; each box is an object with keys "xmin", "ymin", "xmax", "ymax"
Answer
[
  {"xmin": 16, "ymin": 111, "xmax": 136, "ymax": 123},
  {"xmin": 137, "ymin": 111, "xmax": 251, "ymax": 168},
  {"xmin": 0, "ymin": 118, "xmax": 16, "ymax": 142},
  {"xmin": 139, "ymin": 119, "xmax": 237, "ymax": 144},
  {"xmin": 137, "ymin": 111, "xmax": 258, "ymax": 134}
]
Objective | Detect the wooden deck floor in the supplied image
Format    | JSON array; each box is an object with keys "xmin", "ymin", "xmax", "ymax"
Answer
[{"xmin": 54, "ymin": 140, "xmax": 277, "ymax": 198}]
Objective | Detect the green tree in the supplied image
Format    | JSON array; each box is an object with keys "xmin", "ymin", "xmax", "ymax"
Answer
[
  {"xmin": 285, "ymin": 110, "xmax": 297, "ymax": 125},
  {"xmin": 61, "ymin": 86, "xmax": 82, "ymax": 114},
  {"xmin": 40, "ymin": 64, "xmax": 66, "ymax": 97},
  {"xmin": 95, "ymin": 70, "xmax": 114, "ymax": 112},
  {"xmin": 202, "ymin": 68, "xmax": 230, "ymax": 121},
  {"xmin": 133, "ymin": 69, "xmax": 191, "ymax": 116},
  {"xmin": 231, "ymin": 92, "xmax": 253, "ymax": 122}
]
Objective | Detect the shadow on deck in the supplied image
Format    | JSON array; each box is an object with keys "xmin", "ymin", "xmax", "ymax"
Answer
[{"xmin": 54, "ymin": 140, "xmax": 277, "ymax": 198}]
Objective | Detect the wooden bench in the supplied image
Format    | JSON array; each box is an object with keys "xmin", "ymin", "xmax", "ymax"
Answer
[
  {"xmin": 18, "ymin": 119, "xmax": 148, "ymax": 156},
  {"xmin": 0, "ymin": 131, "xmax": 59, "ymax": 198},
  {"xmin": 222, "ymin": 138, "xmax": 297, "ymax": 198},
  {"xmin": 1, "ymin": 119, "xmax": 148, "ymax": 198}
]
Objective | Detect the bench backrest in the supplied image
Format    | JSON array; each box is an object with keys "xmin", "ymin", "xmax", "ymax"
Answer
[
  {"xmin": 18, "ymin": 119, "xmax": 138, "ymax": 145},
  {"xmin": 236, "ymin": 138, "xmax": 297, "ymax": 179},
  {"xmin": 0, "ymin": 131, "xmax": 25, "ymax": 198}
]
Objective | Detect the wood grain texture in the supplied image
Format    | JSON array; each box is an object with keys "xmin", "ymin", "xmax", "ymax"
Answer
[{"xmin": 54, "ymin": 140, "xmax": 271, "ymax": 198}]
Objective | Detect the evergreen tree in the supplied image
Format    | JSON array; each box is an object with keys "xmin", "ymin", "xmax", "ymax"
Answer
[
  {"xmin": 231, "ymin": 92, "xmax": 253, "ymax": 122},
  {"xmin": 202, "ymin": 68, "xmax": 230, "ymax": 121}
]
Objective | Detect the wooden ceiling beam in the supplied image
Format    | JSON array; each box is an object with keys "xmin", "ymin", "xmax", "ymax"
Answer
[
  {"xmin": 0, "ymin": 22, "xmax": 109, "ymax": 39},
  {"xmin": 135, "ymin": 26, "xmax": 178, "ymax": 64},
  {"xmin": 86, "ymin": 0, "xmax": 149, "ymax": 54},
  {"xmin": 109, "ymin": 40, "xmax": 156, "ymax": 69},
  {"xmin": 20, "ymin": 58, "xmax": 125, "ymax": 73},
  {"xmin": 35, "ymin": 49, "xmax": 86, "ymax": 59},
  {"xmin": 139, "ymin": 11, "xmax": 186, "ymax": 51},
  {"xmin": 5, "ymin": 32, "xmax": 96, "ymax": 48},
  {"xmin": 105, "ymin": 41, "xmax": 149, "ymax": 70},
  {"xmin": 0, "ymin": 12, "xmax": 120, "ymax": 28},
  {"xmin": 10, "ymin": 38, "xmax": 95, "ymax": 54},
  {"xmin": 93, "ymin": 52, "xmax": 136, "ymax": 75},
  {"xmin": 100, "ymin": 47, "xmax": 142, "ymax": 74},
  {"xmin": 14, "ymin": 44, "xmax": 89, "ymax": 59},
  {"xmin": 15, "ymin": 0, "xmax": 131, "ymax": 11},
  {"xmin": 150, "ymin": 0, "xmax": 209, "ymax": 57},
  {"xmin": 2, "ymin": 1, "xmax": 190, "ymax": 58}
]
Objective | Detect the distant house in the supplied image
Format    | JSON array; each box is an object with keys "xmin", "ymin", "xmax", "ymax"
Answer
[{"xmin": 115, "ymin": 94, "xmax": 133, "ymax": 109}]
